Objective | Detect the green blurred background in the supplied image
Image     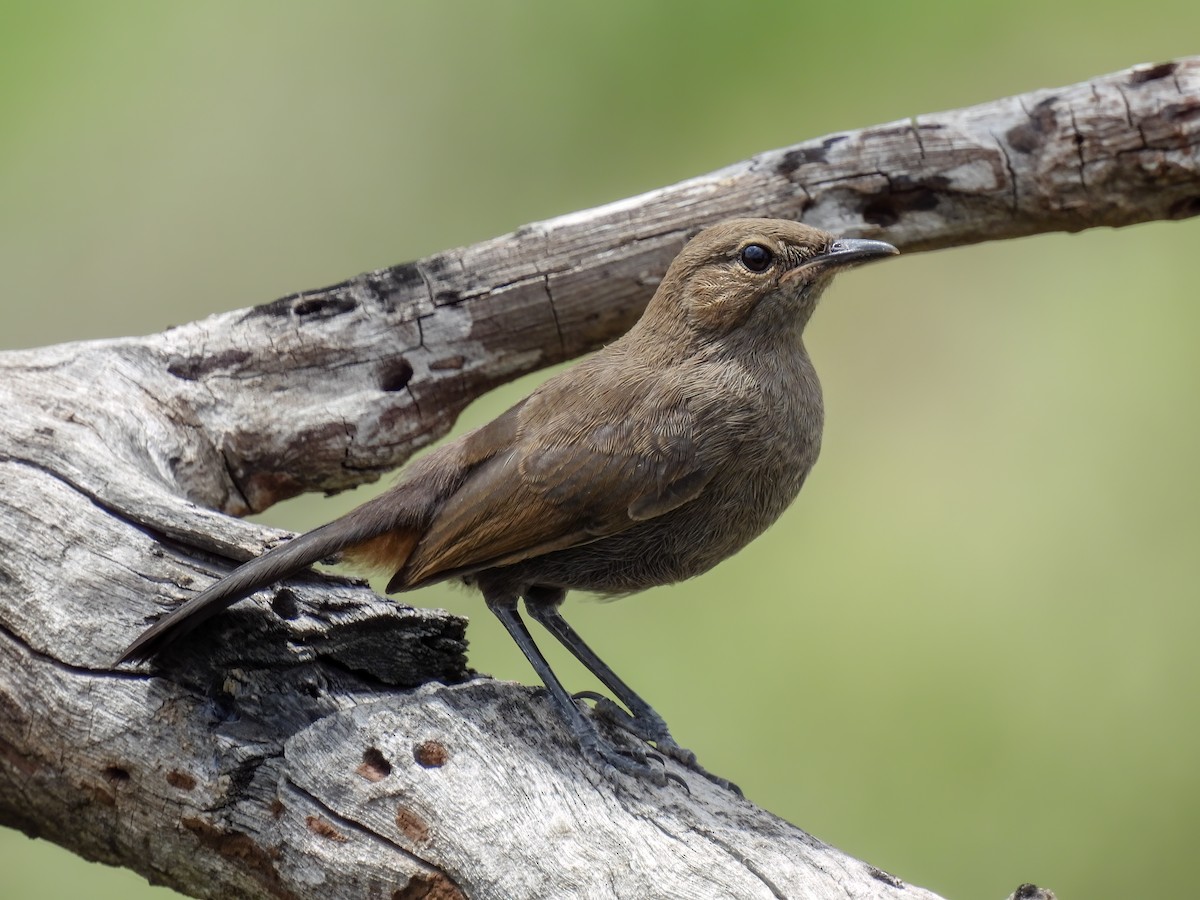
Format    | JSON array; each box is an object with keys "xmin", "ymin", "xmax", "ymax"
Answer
[{"xmin": 3, "ymin": 2, "xmax": 1198, "ymax": 897}]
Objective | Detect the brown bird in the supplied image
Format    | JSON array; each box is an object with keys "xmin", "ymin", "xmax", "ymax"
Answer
[{"xmin": 119, "ymin": 218, "xmax": 897, "ymax": 786}]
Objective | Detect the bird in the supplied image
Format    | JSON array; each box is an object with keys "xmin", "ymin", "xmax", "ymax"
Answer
[{"xmin": 119, "ymin": 218, "xmax": 898, "ymax": 787}]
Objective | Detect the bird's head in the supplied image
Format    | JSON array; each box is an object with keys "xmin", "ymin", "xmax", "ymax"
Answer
[{"xmin": 642, "ymin": 218, "xmax": 897, "ymax": 341}]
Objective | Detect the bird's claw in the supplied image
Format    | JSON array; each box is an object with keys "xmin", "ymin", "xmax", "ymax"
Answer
[
  {"xmin": 584, "ymin": 735, "xmax": 668, "ymax": 785},
  {"xmin": 574, "ymin": 690, "xmax": 740, "ymax": 794}
]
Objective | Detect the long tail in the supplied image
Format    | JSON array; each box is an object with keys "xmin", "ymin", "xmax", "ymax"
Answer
[
  {"xmin": 116, "ymin": 508, "xmax": 400, "ymax": 665},
  {"xmin": 117, "ymin": 414, "xmax": 509, "ymax": 665}
]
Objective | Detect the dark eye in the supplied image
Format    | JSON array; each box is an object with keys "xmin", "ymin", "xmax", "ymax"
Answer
[{"xmin": 739, "ymin": 243, "xmax": 774, "ymax": 273}]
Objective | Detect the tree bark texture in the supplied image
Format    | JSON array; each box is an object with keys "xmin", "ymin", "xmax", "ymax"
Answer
[{"xmin": 1, "ymin": 56, "xmax": 1196, "ymax": 899}]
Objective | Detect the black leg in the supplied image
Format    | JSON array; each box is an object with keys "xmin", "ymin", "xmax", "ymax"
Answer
[
  {"xmin": 482, "ymin": 587, "xmax": 667, "ymax": 784},
  {"xmin": 523, "ymin": 601, "xmax": 678, "ymax": 747},
  {"xmin": 524, "ymin": 596, "xmax": 741, "ymax": 795}
]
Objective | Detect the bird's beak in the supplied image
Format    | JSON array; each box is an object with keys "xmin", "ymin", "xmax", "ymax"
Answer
[{"xmin": 786, "ymin": 237, "xmax": 899, "ymax": 281}]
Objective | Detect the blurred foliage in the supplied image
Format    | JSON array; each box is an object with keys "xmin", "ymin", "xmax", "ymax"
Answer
[{"xmin": 2, "ymin": 1, "xmax": 1199, "ymax": 898}]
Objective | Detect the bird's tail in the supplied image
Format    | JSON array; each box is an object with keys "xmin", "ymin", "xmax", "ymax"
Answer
[{"xmin": 116, "ymin": 501, "xmax": 409, "ymax": 665}]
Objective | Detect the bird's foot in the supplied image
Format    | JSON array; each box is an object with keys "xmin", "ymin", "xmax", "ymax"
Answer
[
  {"xmin": 573, "ymin": 721, "xmax": 677, "ymax": 786},
  {"xmin": 575, "ymin": 691, "xmax": 742, "ymax": 796}
]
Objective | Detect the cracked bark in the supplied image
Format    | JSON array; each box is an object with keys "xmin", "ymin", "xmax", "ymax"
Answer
[{"xmin": 1, "ymin": 57, "xmax": 1197, "ymax": 899}]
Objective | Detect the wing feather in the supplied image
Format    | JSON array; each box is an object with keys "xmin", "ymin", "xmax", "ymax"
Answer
[{"xmin": 392, "ymin": 371, "xmax": 709, "ymax": 590}]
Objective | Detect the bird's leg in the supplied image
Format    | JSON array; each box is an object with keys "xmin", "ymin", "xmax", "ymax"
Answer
[
  {"xmin": 523, "ymin": 592, "xmax": 741, "ymax": 794},
  {"xmin": 524, "ymin": 599, "xmax": 678, "ymax": 749},
  {"xmin": 482, "ymin": 586, "xmax": 667, "ymax": 785}
]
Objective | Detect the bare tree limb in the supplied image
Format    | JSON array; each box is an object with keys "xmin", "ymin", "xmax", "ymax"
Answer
[{"xmin": 2, "ymin": 56, "xmax": 1195, "ymax": 899}]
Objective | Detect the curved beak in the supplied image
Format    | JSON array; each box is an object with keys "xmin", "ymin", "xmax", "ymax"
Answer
[{"xmin": 787, "ymin": 237, "xmax": 899, "ymax": 280}]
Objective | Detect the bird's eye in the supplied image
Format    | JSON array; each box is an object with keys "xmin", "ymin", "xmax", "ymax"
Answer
[{"xmin": 739, "ymin": 243, "xmax": 774, "ymax": 273}]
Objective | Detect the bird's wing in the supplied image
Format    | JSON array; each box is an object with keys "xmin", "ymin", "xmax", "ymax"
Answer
[{"xmin": 384, "ymin": 368, "xmax": 709, "ymax": 590}]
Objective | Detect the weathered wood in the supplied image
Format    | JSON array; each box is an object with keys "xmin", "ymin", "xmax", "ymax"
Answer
[
  {"xmin": 1005, "ymin": 886, "xmax": 1057, "ymax": 900},
  {"xmin": 4, "ymin": 55, "xmax": 1194, "ymax": 898}
]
